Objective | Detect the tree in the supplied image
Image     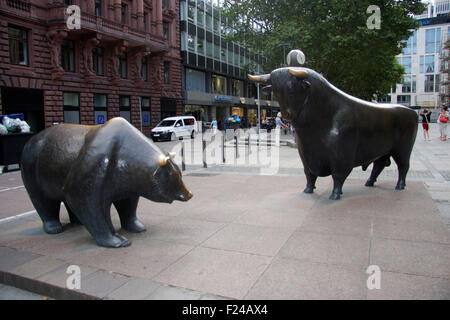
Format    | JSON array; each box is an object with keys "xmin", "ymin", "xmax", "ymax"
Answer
[{"xmin": 222, "ymin": 0, "xmax": 425, "ymax": 100}]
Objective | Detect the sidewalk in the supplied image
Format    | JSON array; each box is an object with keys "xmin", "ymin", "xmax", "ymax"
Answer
[{"xmin": 0, "ymin": 123, "xmax": 449, "ymax": 300}]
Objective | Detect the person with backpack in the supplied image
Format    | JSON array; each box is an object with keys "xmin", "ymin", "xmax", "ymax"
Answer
[
  {"xmin": 419, "ymin": 109, "xmax": 432, "ymax": 141},
  {"xmin": 438, "ymin": 107, "xmax": 449, "ymax": 141}
]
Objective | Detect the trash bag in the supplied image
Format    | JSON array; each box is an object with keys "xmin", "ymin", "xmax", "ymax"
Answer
[
  {"xmin": 20, "ymin": 120, "xmax": 30, "ymax": 133},
  {"xmin": 0, "ymin": 124, "xmax": 7, "ymax": 135},
  {"xmin": 2, "ymin": 116, "xmax": 19, "ymax": 132}
]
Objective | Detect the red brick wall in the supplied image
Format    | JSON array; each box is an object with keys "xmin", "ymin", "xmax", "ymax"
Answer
[{"xmin": 0, "ymin": 2, "xmax": 182, "ymax": 136}]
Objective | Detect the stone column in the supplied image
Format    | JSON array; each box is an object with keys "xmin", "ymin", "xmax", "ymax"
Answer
[
  {"xmin": 114, "ymin": 0, "xmax": 122, "ymax": 22},
  {"xmin": 156, "ymin": 0, "xmax": 163, "ymax": 36},
  {"xmin": 137, "ymin": 0, "xmax": 144, "ymax": 30}
]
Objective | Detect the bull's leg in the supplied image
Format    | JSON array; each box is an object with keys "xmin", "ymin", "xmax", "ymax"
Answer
[
  {"xmin": 303, "ymin": 168, "xmax": 318, "ymax": 194},
  {"xmin": 365, "ymin": 156, "xmax": 391, "ymax": 187},
  {"xmin": 114, "ymin": 197, "xmax": 146, "ymax": 233},
  {"xmin": 65, "ymin": 198, "xmax": 131, "ymax": 248},
  {"xmin": 330, "ymin": 170, "xmax": 352, "ymax": 200},
  {"xmin": 392, "ymin": 157, "xmax": 410, "ymax": 190}
]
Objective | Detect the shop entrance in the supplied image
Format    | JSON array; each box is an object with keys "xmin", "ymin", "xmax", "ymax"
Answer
[{"xmin": 1, "ymin": 87, "xmax": 45, "ymax": 133}]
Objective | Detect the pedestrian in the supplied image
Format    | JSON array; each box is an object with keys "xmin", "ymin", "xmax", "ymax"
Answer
[
  {"xmin": 438, "ymin": 107, "xmax": 449, "ymax": 141},
  {"xmin": 210, "ymin": 118, "xmax": 217, "ymax": 135},
  {"xmin": 419, "ymin": 109, "xmax": 431, "ymax": 141},
  {"xmin": 275, "ymin": 112, "xmax": 289, "ymax": 130}
]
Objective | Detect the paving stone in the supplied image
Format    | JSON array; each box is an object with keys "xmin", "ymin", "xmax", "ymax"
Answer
[
  {"xmin": 278, "ymin": 231, "xmax": 370, "ymax": 268},
  {"xmin": 202, "ymin": 223, "xmax": 295, "ymax": 256},
  {"xmin": 79, "ymin": 270, "xmax": 131, "ymax": 298},
  {"xmin": 370, "ymin": 237, "xmax": 450, "ymax": 279},
  {"xmin": 367, "ymin": 271, "xmax": 450, "ymax": 300},
  {"xmin": 144, "ymin": 285, "xmax": 204, "ymax": 300},
  {"xmin": 10, "ymin": 256, "xmax": 67, "ymax": 279},
  {"xmin": 154, "ymin": 247, "xmax": 271, "ymax": 299},
  {"xmin": 245, "ymin": 257, "xmax": 366, "ymax": 300},
  {"xmin": 0, "ymin": 247, "xmax": 41, "ymax": 272},
  {"xmin": 107, "ymin": 278, "xmax": 162, "ymax": 300}
]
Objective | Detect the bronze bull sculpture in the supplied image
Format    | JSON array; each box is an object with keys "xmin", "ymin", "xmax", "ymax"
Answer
[
  {"xmin": 21, "ymin": 117, "xmax": 193, "ymax": 247},
  {"xmin": 249, "ymin": 67, "xmax": 418, "ymax": 200}
]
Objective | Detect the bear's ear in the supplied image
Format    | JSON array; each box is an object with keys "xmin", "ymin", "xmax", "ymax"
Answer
[{"xmin": 158, "ymin": 154, "xmax": 170, "ymax": 166}]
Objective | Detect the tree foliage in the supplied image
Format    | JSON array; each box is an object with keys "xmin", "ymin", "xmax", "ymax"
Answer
[{"xmin": 222, "ymin": 0, "xmax": 425, "ymax": 100}]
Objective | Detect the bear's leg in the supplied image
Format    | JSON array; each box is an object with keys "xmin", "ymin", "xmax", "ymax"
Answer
[
  {"xmin": 26, "ymin": 191, "xmax": 62, "ymax": 234},
  {"xmin": 65, "ymin": 199, "xmax": 131, "ymax": 248},
  {"xmin": 114, "ymin": 197, "xmax": 146, "ymax": 233},
  {"xmin": 64, "ymin": 202, "xmax": 82, "ymax": 225}
]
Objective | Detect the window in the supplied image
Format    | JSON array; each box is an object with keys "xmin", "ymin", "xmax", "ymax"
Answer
[
  {"xmin": 121, "ymin": 4, "xmax": 127, "ymax": 24},
  {"xmin": 163, "ymin": 0, "xmax": 168, "ymax": 9},
  {"xmin": 213, "ymin": 18, "xmax": 220, "ymax": 34},
  {"xmin": 61, "ymin": 39, "xmax": 75, "ymax": 72},
  {"xmin": 164, "ymin": 62, "xmax": 170, "ymax": 84},
  {"xmin": 141, "ymin": 56, "xmax": 147, "ymax": 81},
  {"xmin": 94, "ymin": 94, "xmax": 107, "ymax": 125},
  {"xmin": 402, "ymin": 31, "xmax": 417, "ymax": 55},
  {"xmin": 119, "ymin": 52, "xmax": 127, "ymax": 78},
  {"xmin": 63, "ymin": 92, "xmax": 80, "ymax": 124},
  {"xmin": 163, "ymin": 22, "xmax": 169, "ymax": 40},
  {"xmin": 397, "ymin": 95, "xmax": 411, "ymax": 105},
  {"xmin": 424, "ymin": 75, "xmax": 435, "ymax": 92},
  {"xmin": 377, "ymin": 96, "xmax": 391, "ymax": 103},
  {"xmin": 94, "ymin": 0, "xmax": 101, "ymax": 16},
  {"xmin": 214, "ymin": 43, "xmax": 220, "ymax": 60},
  {"xmin": 206, "ymin": 41, "xmax": 213, "ymax": 57},
  {"xmin": 211, "ymin": 74, "xmax": 227, "ymax": 95},
  {"xmin": 119, "ymin": 96, "xmax": 131, "ymax": 122},
  {"xmin": 232, "ymin": 79, "xmax": 244, "ymax": 96},
  {"xmin": 206, "ymin": 13, "xmax": 212, "ymax": 30},
  {"xmin": 197, "ymin": 8, "xmax": 204, "ymax": 26},
  {"xmin": 188, "ymin": 34, "xmax": 195, "ymax": 51},
  {"xmin": 144, "ymin": 12, "xmax": 148, "ymax": 31},
  {"xmin": 425, "ymin": 28, "xmax": 441, "ymax": 53},
  {"xmin": 420, "ymin": 55, "xmax": 435, "ymax": 73},
  {"xmin": 186, "ymin": 68, "xmax": 206, "ymax": 92},
  {"xmin": 188, "ymin": 0, "xmax": 195, "ymax": 21},
  {"xmin": 140, "ymin": 97, "xmax": 151, "ymax": 127},
  {"xmin": 435, "ymin": 74, "xmax": 440, "ymax": 92},
  {"xmin": 92, "ymin": 47, "xmax": 103, "ymax": 76},
  {"xmin": 197, "ymin": 37, "xmax": 204, "ymax": 55},
  {"xmin": 8, "ymin": 26, "xmax": 28, "ymax": 66}
]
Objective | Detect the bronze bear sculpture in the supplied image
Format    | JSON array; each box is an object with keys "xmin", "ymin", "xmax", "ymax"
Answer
[
  {"xmin": 21, "ymin": 117, "xmax": 193, "ymax": 247},
  {"xmin": 249, "ymin": 67, "xmax": 418, "ymax": 200}
]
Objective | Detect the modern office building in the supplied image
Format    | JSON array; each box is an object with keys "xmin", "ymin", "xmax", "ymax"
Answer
[
  {"xmin": 382, "ymin": 15, "xmax": 450, "ymax": 109},
  {"xmin": 179, "ymin": 0, "xmax": 279, "ymax": 129},
  {"xmin": 0, "ymin": 0, "xmax": 182, "ymax": 136}
]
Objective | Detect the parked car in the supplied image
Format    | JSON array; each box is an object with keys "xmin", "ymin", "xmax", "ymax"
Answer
[{"xmin": 151, "ymin": 116, "xmax": 197, "ymax": 142}]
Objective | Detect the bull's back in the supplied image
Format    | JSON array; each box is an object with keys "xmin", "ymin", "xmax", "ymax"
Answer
[{"xmin": 21, "ymin": 124, "xmax": 92, "ymax": 199}]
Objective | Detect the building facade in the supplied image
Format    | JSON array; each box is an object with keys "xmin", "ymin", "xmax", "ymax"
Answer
[
  {"xmin": 383, "ymin": 15, "xmax": 450, "ymax": 109},
  {"xmin": 179, "ymin": 0, "xmax": 279, "ymax": 129},
  {"xmin": 0, "ymin": 0, "xmax": 182, "ymax": 136}
]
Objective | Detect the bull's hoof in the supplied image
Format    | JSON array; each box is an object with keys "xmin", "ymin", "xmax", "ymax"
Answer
[
  {"xmin": 329, "ymin": 193, "xmax": 341, "ymax": 200},
  {"xmin": 122, "ymin": 218, "xmax": 146, "ymax": 233},
  {"xmin": 365, "ymin": 180, "xmax": 375, "ymax": 187},
  {"xmin": 303, "ymin": 186, "xmax": 315, "ymax": 194},
  {"xmin": 96, "ymin": 234, "xmax": 131, "ymax": 248},
  {"xmin": 43, "ymin": 221, "xmax": 63, "ymax": 234},
  {"xmin": 395, "ymin": 184, "xmax": 405, "ymax": 190}
]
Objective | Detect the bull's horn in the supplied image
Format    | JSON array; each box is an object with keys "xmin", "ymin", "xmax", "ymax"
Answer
[
  {"xmin": 248, "ymin": 74, "xmax": 271, "ymax": 84},
  {"xmin": 288, "ymin": 68, "xmax": 308, "ymax": 78},
  {"xmin": 158, "ymin": 154, "xmax": 170, "ymax": 166},
  {"xmin": 169, "ymin": 152, "xmax": 176, "ymax": 159}
]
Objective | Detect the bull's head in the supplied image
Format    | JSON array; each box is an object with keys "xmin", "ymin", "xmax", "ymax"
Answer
[{"xmin": 248, "ymin": 67, "xmax": 311, "ymax": 123}]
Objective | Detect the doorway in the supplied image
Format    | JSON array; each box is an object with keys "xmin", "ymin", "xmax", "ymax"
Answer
[{"xmin": 1, "ymin": 87, "xmax": 45, "ymax": 133}]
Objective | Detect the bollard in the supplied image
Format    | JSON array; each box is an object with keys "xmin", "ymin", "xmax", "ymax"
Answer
[
  {"xmin": 202, "ymin": 139, "xmax": 207, "ymax": 168},
  {"xmin": 234, "ymin": 135, "xmax": 238, "ymax": 159},
  {"xmin": 179, "ymin": 136, "xmax": 186, "ymax": 171}
]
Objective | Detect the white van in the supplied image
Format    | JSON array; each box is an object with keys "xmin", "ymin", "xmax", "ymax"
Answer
[{"xmin": 151, "ymin": 116, "xmax": 197, "ymax": 142}]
